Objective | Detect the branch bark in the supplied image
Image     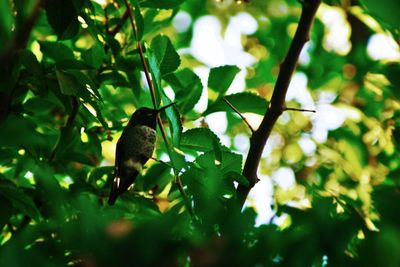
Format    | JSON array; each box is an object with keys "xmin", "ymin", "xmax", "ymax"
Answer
[{"xmin": 236, "ymin": 0, "xmax": 321, "ymax": 207}]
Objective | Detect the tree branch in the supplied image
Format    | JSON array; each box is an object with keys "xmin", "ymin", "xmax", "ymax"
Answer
[{"xmin": 236, "ymin": 0, "xmax": 321, "ymax": 207}]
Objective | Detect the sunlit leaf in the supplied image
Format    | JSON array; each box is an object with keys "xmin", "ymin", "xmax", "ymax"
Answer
[
  {"xmin": 164, "ymin": 68, "xmax": 202, "ymax": 114},
  {"xmin": 204, "ymin": 92, "xmax": 268, "ymax": 116},
  {"xmin": 208, "ymin": 65, "xmax": 240, "ymax": 96},
  {"xmin": 150, "ymin": 35, "xmax": 181, "ymax": 76}
]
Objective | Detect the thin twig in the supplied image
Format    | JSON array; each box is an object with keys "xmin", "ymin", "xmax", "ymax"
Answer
[
  {"xmin": 223, "ymin": 97, "xmax": 255, "ymax": 133},
  {"xmin": 235, "ymin": 0, "xmax": 322, "ymax": 207},
  {"xmin": 109, "ymin": 10, "xmax": 129, "ymax": 36},
  {"xmin": 157, "ymin": 116, "xmax": 170, "ymax": 146},
  {"xmin": 122, "ymin": 0, "xmax": 194, "ymax": 218},
  {"xmin": 105, "ymin": 4, "xmax": 110, "ymax": 35},
  {"xmin": 284, "ymin": 107, "xmax": 316, "ymax": 113},
  {"xmin": 176, "ymin": 175, "xmax": 194, "ymax": 218}
]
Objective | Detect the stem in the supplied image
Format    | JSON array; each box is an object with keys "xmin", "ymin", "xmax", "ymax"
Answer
[
  {"xmin": 223, "ymin": 97, "xmax": 255, "ymax": 133},
  {"xmin": 236, "ymin": 0, "xmax": 322, "ymax": 207},
  {"xmin": 105, "ymin": 4, "xmax": 110, "ymax": 35},
  {"xmin": 109, "ymin": 10, "xmax": 130, "ymax": 36},
  {"xmin": 285, "ymin": 107, "xmax": 316, "ymax": 113},
  {"xmin": 176, "ymin": 175, "xmax": 194, "ymax": 218}
]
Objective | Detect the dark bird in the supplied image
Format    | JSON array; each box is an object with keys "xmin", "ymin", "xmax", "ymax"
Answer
[{"xmin": 108, "ymin": 103, "xmax": 175, "ymax": 205}]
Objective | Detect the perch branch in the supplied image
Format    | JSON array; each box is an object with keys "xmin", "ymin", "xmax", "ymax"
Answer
[{"xmin": 236, "ymin": 0, "xmax": 322, "ymax": 207}]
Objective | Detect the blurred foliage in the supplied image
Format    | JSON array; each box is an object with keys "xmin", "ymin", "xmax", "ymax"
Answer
[{"xmin": 0, "ymin": 0, "xmax": 399, "ymax": 266}]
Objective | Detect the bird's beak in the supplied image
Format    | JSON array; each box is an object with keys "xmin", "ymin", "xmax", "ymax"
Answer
[{"xmin": 156, "ymin": 102, "xmax": 176, "ymax": 113}]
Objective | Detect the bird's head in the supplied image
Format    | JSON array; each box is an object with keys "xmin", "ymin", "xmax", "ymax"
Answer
[{"xmin": 128, "ymin": 102, "xmax": 175, "ymax": 129}]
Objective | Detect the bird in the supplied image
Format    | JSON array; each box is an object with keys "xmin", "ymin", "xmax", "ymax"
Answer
[{"xmin": 108, "ymin": 102, "xmax": 175, "ymax": 205}]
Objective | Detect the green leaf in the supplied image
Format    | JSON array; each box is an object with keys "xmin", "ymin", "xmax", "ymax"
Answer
[
  {"xmin": 147, "ymin": 49, "xmax": 162, "ymax": 105},
  {"xmin": 97, "ymin": 71, "xmax": 130, "ymax": 87},
  {"xmin": 67, "ymin": 70, "xmax": 102, "ymax": 101},
  {"xmin": 193, "ymin": 149, "xmax": 242, "ymax": 175},
  {"xmin": 23, "ymin": 97, "xmax": 60, "ymax": 114},
  {"xmin": 208, "ymin": 65, "xmax": 240, "ymax": 96},
  {"xmin": 104, "ymin": 35, "xmax": 122, "ymax": 55},
  {"xmin": 56, "ymin": 69, "xmax": 101, "ymax": 102},
  {"xmin": 0, "ymin": 115, "xmax": 51, "ymax": 155},
  {"xmin": 204, "ymin": 92, "xmax": 268, "ymax": 116},
  {"xmin": 50, "ymin": 126, "xmax": 79, "ymax": 162},
  {"xmin": 40, "ymin": 41, "xmax": 74, "ymax": 62},
  {"xmin": 161, "ymin": 94, "xmax": 182, "ymax": 147},
  {"xmin": 83, "ymin": 101, "xmax": 109, "ymax": 129},
  {"xmin": 56, "ymin": 60, "xmax": 95, "ymax": 70},
  {"xmin": 19, "ymin": 50, "xmax": 42, "ymax": 77},
  {"xmin": 56, "ymin": 70, "xmax": 80, "ymax": 96},
  {"xmin": 139, "ymin": 0, "xmax": 185, "ymax": 9},
  {"xmin": 0, "ymin": 180, "xmax": 40, "ymax": 220},
  {"xmin": 150, "ymin": 35, "xmax": 181, "ymax": 75},
  {"xmin": 33, "ymin": 164, "xmax": 65, "ymax": 206},
  {"xmin": 164, "ymin": 68, "xmax": 202, "ymax": 114},
  {"xmin": 88, "ymin": 166, "xmax": 113, "ymax": 184},
  {"xmin": 0, "ymin": 196, "xmax": 15, "ymax": 230},
  {"xmin": 45, "ymin": 0, "xmax": 79, "ymax": 39},
  {"xmin": 180, "ymin": 128, "xmax": 222, "ymax": 152},
  {"xmin": 167, "ymin": 146, "xmax": 187, "ymax": 171},
  {"xmin": 224, "ymin": 171, "xmax": 249, "ymax": 187},
  {"xmin": 220, "ymin": 150, "xmax": 243, "ymax": 174},
  {"xmin": 81, "ymin": 43, "xmax": 106, "ymax": 69},
  {"xmin": 360, "ymin": 0, "xmax": 400, "ymax": 30},
  {"xmin": 141, "ymin": 164, "xmax": 173, "ymax": 193}
]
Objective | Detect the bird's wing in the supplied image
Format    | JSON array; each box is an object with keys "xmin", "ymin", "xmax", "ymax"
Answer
[{"xmin": 108, "ymin": 138, "xmax": 124, "ymax": 205}]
